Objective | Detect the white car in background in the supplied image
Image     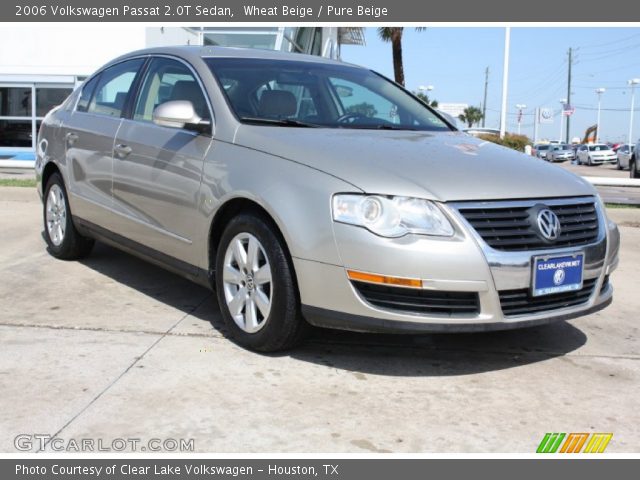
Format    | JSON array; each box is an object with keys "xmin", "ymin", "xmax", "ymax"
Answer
[
  {"xmin": 616, "ymin": 144, "xmax": 635, "ymax": 170},
  {"xmin": 577, "ymin": 144, "xmax": 617, "ymax": 166}
]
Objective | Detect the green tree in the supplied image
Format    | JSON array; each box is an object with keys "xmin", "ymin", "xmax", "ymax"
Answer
[
  {"xmin": 346, "ymin": 102, "xmax": 378, "ymax": 118},
  {"xmin": 458, "ymin": 106, "xmax": 484, "ymax": 128},
  {"xmin": 414, "ymin": 92, "xmax": 439, "ymax": 108},
  {"xmin": 377, "ymin": 28, "xmax": 426, "ymax": 86}
]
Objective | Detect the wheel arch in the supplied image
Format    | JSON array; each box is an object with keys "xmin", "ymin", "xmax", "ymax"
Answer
[
  {"xmin": 41, "ymin": 161, "xmax": 63, "ymax": 192},
  {"xmin": 207, "ymin": 197, "xmax": 300, "ymax": 293}
]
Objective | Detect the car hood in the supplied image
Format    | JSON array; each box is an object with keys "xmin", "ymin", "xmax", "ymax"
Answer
[{"xmin": 233, "ymin": 127, "xmax": 595, "ymax": 201}]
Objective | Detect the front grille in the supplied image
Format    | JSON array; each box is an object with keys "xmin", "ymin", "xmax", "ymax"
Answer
[
  {"xmin": 352, "ymin": 281, "xmax": 480, "ymax": 316},
  {"xmin": 457, "ymin": 199, "xmax": 600, "ymax": 251},
  {"xmin": 499, "ymin": 278, "xmax": 596, "ymax": 316}
]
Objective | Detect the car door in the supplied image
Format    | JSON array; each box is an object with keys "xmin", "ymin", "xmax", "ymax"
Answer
[
  {"xmin": 578, "ymin": 145, "xmax": 586, "ymax": 163},
  {"xmin": 110, "ymin": 56, "xmax": 213, "ymax": 266},
  {"xmin": 618, "ymin": 146, "xmax": 628, "ymax": 168},
  {"xmin": 62, "ymin": 58, "xmax": 145, "ymax": 227}
]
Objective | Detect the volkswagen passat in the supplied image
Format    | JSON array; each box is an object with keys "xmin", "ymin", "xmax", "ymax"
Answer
[
  {"xmin": 36, "ymin": 47, "xmax": 620, "ymax": 351},
  {"xmin": 577, "ymin": 144, "xmax": 617, "ymax": 165}
]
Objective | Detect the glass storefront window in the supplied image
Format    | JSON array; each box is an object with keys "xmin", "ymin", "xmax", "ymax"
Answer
[
  {"xmin": 0, "ymin": 84, "xmax": 73, "ymax": 153},
  {"xmin": 0, "ymin": 87, "xmax": 32, "ymax": 116},
  {"xmin": 0, "ymin": 119, "xmax": 32, "ymax": 147},
  {"xmin": 36, "ymin": 87, "xmax": 73, "ymax": 116}
]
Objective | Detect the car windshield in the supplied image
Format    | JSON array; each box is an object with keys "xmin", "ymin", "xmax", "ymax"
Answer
[
  {"xmin": 537, "ymin": 145, "xmax": 550, "ymax": 150},
  {"xmin": 589, "ymin": 144, "xmax": 610, "ymax": 151},
  {"xmin": 205, "ymin": 57, "xmax": 452, "ymax": 131}
]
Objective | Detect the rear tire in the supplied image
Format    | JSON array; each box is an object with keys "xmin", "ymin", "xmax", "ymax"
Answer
[
  {"xmin": 215, "ymin": 212, "xmax": 307, "ymax": 352},
  {"xmin": 43, "ymin": 173, "xmax": 94, "ymax": 260}
]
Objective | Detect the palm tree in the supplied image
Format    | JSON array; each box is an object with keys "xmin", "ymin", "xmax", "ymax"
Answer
[
  {"xmin": 414, "ymin": 91, "xmax": 438, "ymax": 108},
  {"xmin": 377, "ymin": 28, "xmax": 425, "ymax": 86},
  {"xmin": 458, "ymin": 106, "xmax": 484, "ymax": 128}
]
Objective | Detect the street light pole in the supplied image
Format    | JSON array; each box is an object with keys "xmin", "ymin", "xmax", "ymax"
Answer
[
  {"xmin": 516, "ymin": 104, "xmax": 526, "ymax": 135},
  {"xmin": 499, "ymin": 27, "xmax": 511, "ymax": 139},
  {"xmin": 595, "ymin": 88, "xmax": 605, "ymax": 143},
  {"xmin": 629, "ymin": 79, "xmax": 640, "ymax": 147},
  {"xmin": 558, "ymin": 98, "xmax": 567, "ymax": 143}
]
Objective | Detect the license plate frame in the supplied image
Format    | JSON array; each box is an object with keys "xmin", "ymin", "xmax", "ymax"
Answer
[{"xmin": 531, "ymin": 252, "xmax": 585, "ymax": 297}]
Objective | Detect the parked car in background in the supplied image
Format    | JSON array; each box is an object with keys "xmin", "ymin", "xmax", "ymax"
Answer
[
  {"xmin": 532, "ymin": 143, "xmax": 551, "ymax": 159},
  {"xmin": 35, "ymin": 46, "xmax": 619, "ymax": 352},
  {"xmin": 631, "ymin": 140, "xmax": 639, "ymax": 178},
  {"xmin": 546, "ymin": 144, "xmax": 575, "ymax": 163},
  {"xmin": 576, "ymin": 144, "xmax": 617, "ymax": 166},
  {"xmin": 616, "ymin": 144, "xmax": 635, "ymax": 170}
]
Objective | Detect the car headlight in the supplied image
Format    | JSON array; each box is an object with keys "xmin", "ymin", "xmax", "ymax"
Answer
[{"xmin": 332, "ymin": 194, "xmax": 454, "ymax": 238}]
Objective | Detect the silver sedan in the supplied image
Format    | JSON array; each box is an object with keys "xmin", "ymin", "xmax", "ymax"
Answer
[
  {"xmin": 546, "ymin": 144, "xmax": 575, "ymax": 162},
  {"xmin": 616, "ymin": 144, "xmax": 635, "ymax": 170},
  {"xmin": 35, "ymin": 46, "xmax": 620, "ymax": 351}
]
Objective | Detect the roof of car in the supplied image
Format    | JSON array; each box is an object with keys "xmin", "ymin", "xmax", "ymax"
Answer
[{"xmin": 112, "ymin": 45, "xmax": 355, "ymax": 68}]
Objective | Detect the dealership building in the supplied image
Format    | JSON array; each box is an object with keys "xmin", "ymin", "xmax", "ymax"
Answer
[{"xmin": 0, "ymin": 26, "xmax": 364, "ymax": 167}]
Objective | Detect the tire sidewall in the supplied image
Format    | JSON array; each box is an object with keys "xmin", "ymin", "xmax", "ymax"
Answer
[
  {"xmin": 215, "ymin": 213, "xmax": 300, "ymax": 351},
  {"xmin": 43, "ymin": 173, "xmax": 72, "ymax": 256}
]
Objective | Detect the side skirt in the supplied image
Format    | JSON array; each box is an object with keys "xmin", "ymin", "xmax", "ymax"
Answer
[{"xmin": 73, "ymin": 216, "xmax": 213, "ymax": 290}]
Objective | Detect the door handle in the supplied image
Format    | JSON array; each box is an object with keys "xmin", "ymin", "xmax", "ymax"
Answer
[
  {"xmin": 65, "ymin": 132, "xmax": 78, "ymax": 145},
  {"xmin": 114, "ymin": 144, "xmax": 132, "ymax": 158}
]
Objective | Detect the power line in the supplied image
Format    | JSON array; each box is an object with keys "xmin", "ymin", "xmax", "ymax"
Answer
[{"xmin": 577, "ymin": 32, "xmax": 640, "ymax": 50}]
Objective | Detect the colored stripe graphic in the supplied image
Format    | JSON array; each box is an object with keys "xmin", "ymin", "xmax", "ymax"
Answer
[
  {"xmin": 537, "ymin": 433, "xmax": 566, "ymax": 453},
  {"xmin": 583, "ymin": 433, "xmax": 613, "ymax": 453},
  {"xmin": 560, "ymin": 433, "xmax": 589, "ymax": 453}
]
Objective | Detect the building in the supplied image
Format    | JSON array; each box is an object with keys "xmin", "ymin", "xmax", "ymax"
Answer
[{"xmin": 0, "ymin": 26, "xmax": 364, "ymax": 167}]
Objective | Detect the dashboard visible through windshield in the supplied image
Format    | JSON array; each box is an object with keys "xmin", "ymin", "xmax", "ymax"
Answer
[{"xmin": 205, "ymin": 57, "xmax": 452, "ymax": 131}]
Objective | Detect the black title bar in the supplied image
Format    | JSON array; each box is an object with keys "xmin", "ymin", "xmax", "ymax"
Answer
[{"xmin": 3, "ymin": 0, "xmax": 640, "ymax": 22}]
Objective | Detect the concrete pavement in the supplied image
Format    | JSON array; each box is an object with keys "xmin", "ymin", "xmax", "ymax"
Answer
[{"xmin": 0, "ymin": 187, "xmax": 639, "ymax": 453}]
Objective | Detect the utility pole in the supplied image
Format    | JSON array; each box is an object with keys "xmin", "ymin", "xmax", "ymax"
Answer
[
  {"xmin": 482, "ymin": 66, "xmax": 489, "ymax": 127},
  {"xmin": 499, "ymin": 27, "xmax": 511, "ymax": 139},
  {"xmin": 565, "ymin": 47, "xmax": 573, "ymax": 144}
]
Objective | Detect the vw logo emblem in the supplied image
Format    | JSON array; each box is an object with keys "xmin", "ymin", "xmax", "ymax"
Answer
[
  {"xmin": 553, "ymin": 269, "xmax": 565, "ymax": 286},
  {"xmin": 537, "ymin": 208, "xmax": 561, "ymax": 241}
]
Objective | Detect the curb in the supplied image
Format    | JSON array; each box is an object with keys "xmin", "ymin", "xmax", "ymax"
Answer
[{"xmin": 584, "ymin": 176, "xmax": 640, "ymax": 188}]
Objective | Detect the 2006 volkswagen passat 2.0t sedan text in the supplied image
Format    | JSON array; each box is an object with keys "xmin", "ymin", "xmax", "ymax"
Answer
[{"xmin": 35, "ymin": 47, "xmax": 620, "ymax": 351}]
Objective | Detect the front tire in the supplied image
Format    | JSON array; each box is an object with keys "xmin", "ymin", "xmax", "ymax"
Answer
[
  {"xmin": 43, "ymin": 173, "xmax": 94, "ymax": 260},
  {"xmin": 631, "ymin": 157, "xmax": 639, "ymax": 179},
  {"xmin": 215, "ymin": 212, "xmax": 307, "ymax": 352}
]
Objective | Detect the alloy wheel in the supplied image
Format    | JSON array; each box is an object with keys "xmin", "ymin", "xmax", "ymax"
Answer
[
  {"xmin": 46, "ymin": 184, "xmax": 67, "ymax": 246},
  {"xmin": 222, "ymin": 232, "xmax": 273, "ymax": 333}
]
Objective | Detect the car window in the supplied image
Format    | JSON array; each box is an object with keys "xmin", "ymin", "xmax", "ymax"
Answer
[
  {"xmin": 206, "ymin": 57, "xmax": 451, "ymax": 131},
  {"xmin": 328, "ymin": 77, "xmax": 399, "ymax": 124},
  {"xmin": 87, "ymin": 59, "xmax": 144, "ymax": 118},
  {"xmin": 76, "ymin": 75, "xmax": 100, "ymax": 113},
  {"xmin": 134, "ymin": 57, "xmax": 210, "ymax": 123},
  {"xmin": 589, "ymin": 144, "xmax": 609, "ymax": 151}
]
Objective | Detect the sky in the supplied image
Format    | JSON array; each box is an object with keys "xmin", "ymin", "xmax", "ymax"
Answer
[{"xmin": 341, "ymin": 27, "xmax": 640, "ymax": 144}]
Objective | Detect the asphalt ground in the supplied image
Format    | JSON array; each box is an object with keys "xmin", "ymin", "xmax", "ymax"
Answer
[{"xmin": 0, "ymin": 187, "xmax": 638, "ymax": 453}]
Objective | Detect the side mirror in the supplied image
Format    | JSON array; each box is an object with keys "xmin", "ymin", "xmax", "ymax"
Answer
[{"xmin": 152, "ymin": 100, "xmax": 210, "ymax": 133}]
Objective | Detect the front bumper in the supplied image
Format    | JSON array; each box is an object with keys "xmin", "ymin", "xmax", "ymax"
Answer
[
  {"xmin": 590, "ymin": 156, "xmax": 617, "ymax": 164},
  {"xmin": 297, "ymin": 197, "xmax": 619, "ymax": 333}
]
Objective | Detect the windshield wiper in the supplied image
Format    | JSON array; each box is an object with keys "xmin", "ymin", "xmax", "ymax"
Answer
[
  {"xmin": 341, "ymin": 124, "xmax": 417, "ymax": 131},
  {"xmin": 240, "ymin": 117, "xmax": 319, "ymax": 128}
]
